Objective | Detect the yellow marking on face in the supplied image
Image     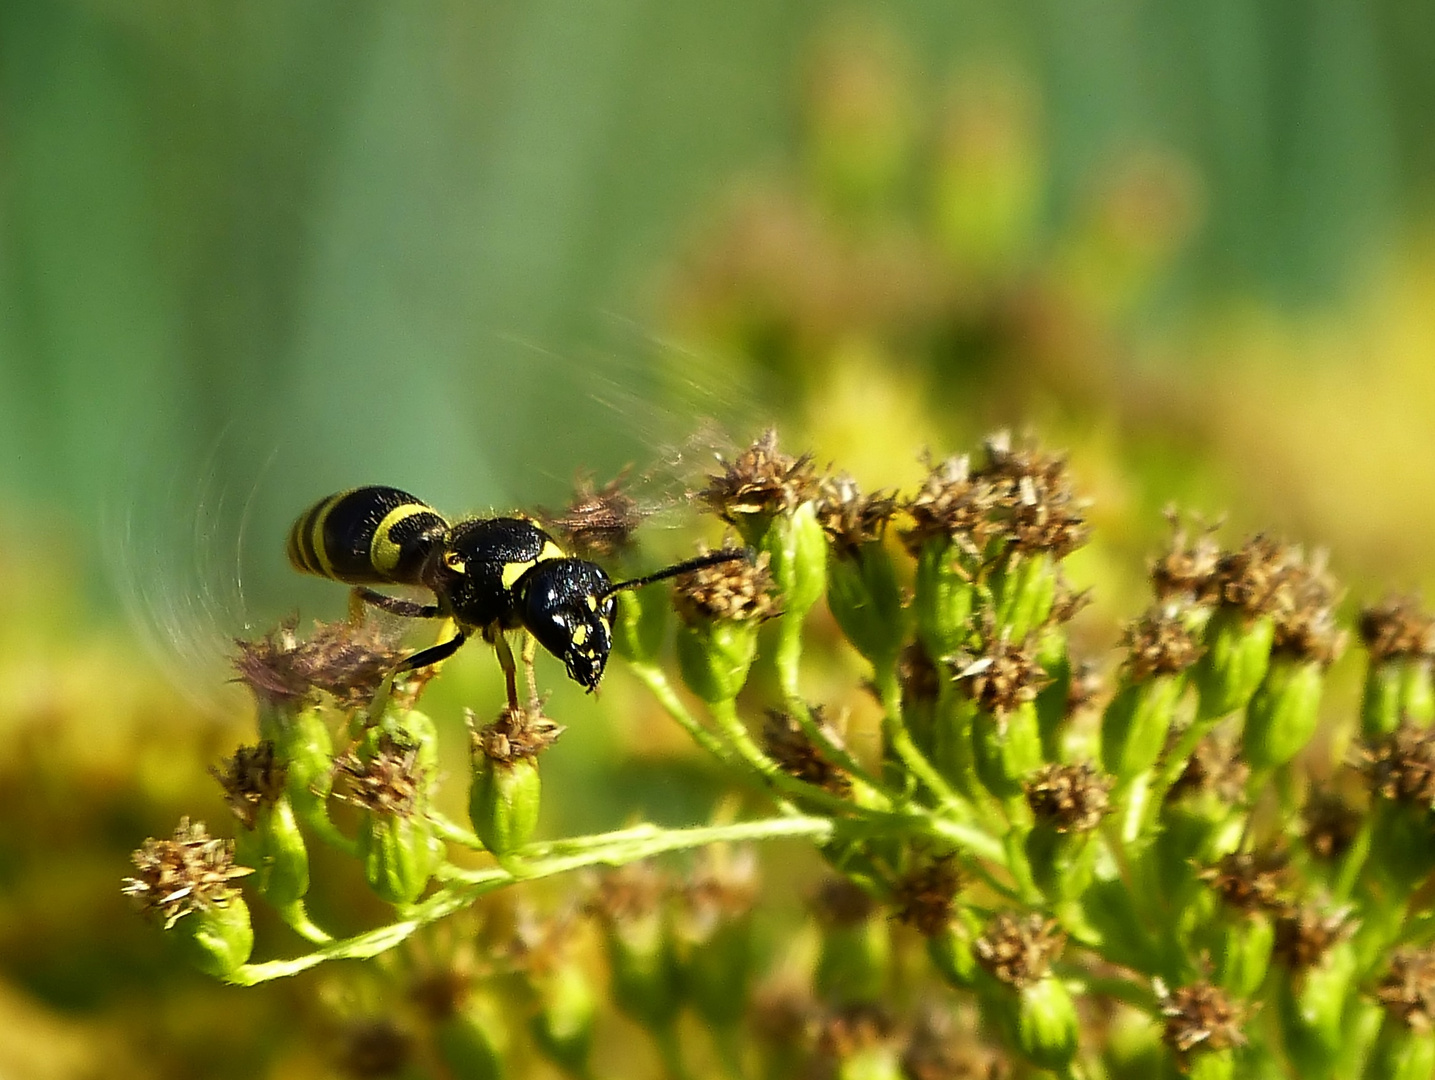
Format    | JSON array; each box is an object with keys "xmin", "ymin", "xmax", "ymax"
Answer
[
  {"xmin": 571, "ymin": 624, "xmax": 589, "ymax": 646},
  {"xmin": 309, "ymin": 496, "xmax": 341, "ymax": 579},
  {"xmin": 444, "ymin": 551, "xmax": 466, "ymax": 573},
  {"xmin": 585, "ymin": 595, "xmax": 598, "ymax": 611},
  {"xmin": 370, "ymin": 503, "xmax": 433, "ymax": 575},
  {"xmin": 501, "ymin": 559, "xmax": 536, "ymax": 589}
]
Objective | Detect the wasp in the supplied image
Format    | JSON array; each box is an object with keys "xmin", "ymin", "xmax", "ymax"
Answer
[{"xmin": 287, "ymin": 485, "xmax": 745, "ymax": 708}]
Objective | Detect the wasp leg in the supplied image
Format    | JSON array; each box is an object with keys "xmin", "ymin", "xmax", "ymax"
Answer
[
  {"xmin": 521, "ymin": 634, "xmax": 539, "ymax": 707},
  {"xmin": 364, "ymin": 631, "xmax": 468, "ymax": 727},
  {"xmin": 352, "ymin": 587, "xmax": 442, "ymax": 620},
  {"xmin": 492, "ymin": 633, "xmax": 521, "ymax": 712}
]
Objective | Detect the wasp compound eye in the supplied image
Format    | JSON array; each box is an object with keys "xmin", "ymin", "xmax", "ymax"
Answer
[{"xmin": 518, "ymin": 560, "xmax": 617, "ymax": 692}]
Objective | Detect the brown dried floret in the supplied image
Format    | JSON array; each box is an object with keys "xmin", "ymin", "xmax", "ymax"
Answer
[
  {"xmin": 540, "ymin": 470, "xmax": 645, "ymax": 558},
  {"xmin": 1362, "ymin": 721, "xmax": 1435, "ymax": 809},
  {"xmin": 1121, "ymin": 604, "xmax": 1204, "ymax": 681},
  {"xmin": 1157, "ymin": 979, "xmax": 1246, "ymax": 1055},
  {"xmin": 1359, "ymin": 595, "xmax": 1435, "ymax": 662},
  {"xmin": 901, "ymin": 1002, "xmax": 1008, "ymax": 1080},
  {"xmin": 1302, "ymin": 790, "xmax": 1362, "ymax": 862},
  {"xmin": 1269, "ymin": 550, "xmax": 1345, "ymax": 666},
  {"xmin": 763, "ymin": 706, "xmax": 853, "ymax": 796},
  {"xmin": 954, "ymin": 634, "xmax": 1049, "ymax": 716},
  {"xmin": 749, "ymin": 982, "xmax": 817, "ymax": 1054},
  {"xmin": 212, "ymin": 741, "xmax": 288, "ymax": 829},
  {"xmin": 1166, "ymin": 736, "xmax": 1249, "ymax": 807},
  {"xmin": 976, "ymin": 432, "xmax": 1090, "ymax": 559},
  {"xmin": 673, "ymin": 548, "xmax": 774, "ymax": 623},
  {"xmin": 587, "ymin": 861, "xmax": 668, "ymax": 925},
  {"xmin": 974, "ymin": 913, "xmax": 1065, "ymax": 989},
  {"xmin": 902, "ymin": 452, "xmax": 1006, "ymax": 557},
  {"xmin": 1210, "ymin": 535, "xmax": 1296, "ymax": 618},
  {"xmin": 813, "ymin": 877, "xmax": 879, "ymax": 927},
  {"xmin": 1200, "ymin": 851, "xmax": 1287, "ymax": 913},
  {"xmin": 1025, "ymin": 763, "xmax": 1113, "ymax": 833},
  {"xmin": 234, "ymin": 618, "xmax": 410, "ymax": 709},
  {"xmin": 892, "ymin": 856, "xmax": 963, "ymax": 937},
  {"xmin": 815, "ymin": 1004, "xmax": 897, "ymax": 1068},
  {"xmin": 698, "ymin": 429, "xmax": 819, "ymax": 523},
  {"xmin": 1272, "ymin": 905, "xmax": 1353, "ymax": 971},
  {"xmin": 122, "ymin": 817, "xmax": 253, "ymax": 929},
  {"xmin": 1374, "ymin": 948, "xmax": 1435, "ymax": 1032},
  {"xmin": 679, "ymin": 847, "xmax": 759, "ymax": 934},
  {"xmin": 1151, "ymin": 513, "xmax": 1222, "ymax": 603},
  {"xmin": 899, "ymin": 642, "xmax": 942, "ymax": 707},
  {"xmin": 816, "ymin": 472, "xmax": 899, "ymax": 554},
  {"xmin": 1065, "ymin": 659, "xmax": 1104, "ymax": 721},
  {"xmin": 335, "ymin": 1018, "xmax": 415, "ymax": 1079},
  {"xmin": 337, "ymin": 733, "xmax": 424, "ymax": 817},
  {"xmin": 469, "ymin": 704, "xmax": 563, "ymax": 764}
]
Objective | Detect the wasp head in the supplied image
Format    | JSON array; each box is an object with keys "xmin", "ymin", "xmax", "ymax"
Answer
[{"xmin": 518, "ymin": 559, "xmax": 617, "ymax": 691}]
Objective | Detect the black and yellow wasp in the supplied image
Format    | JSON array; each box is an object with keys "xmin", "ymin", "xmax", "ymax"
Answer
[{"xmin": 287, "ymin": 485, "xmax": 744, "ymax": 707}]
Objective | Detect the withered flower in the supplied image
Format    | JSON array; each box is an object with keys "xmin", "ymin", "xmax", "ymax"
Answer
[
  {"xmin": 763, "ymin": 706, "xmax": 853, "ymax": 796},
  {"xmin": 815, "ymin": 472, "xmax": 899, "ymax": 554},
  {"xmin": 813, "ymin": 878, "xmax": 880, "ymax": 928},
  {"xmin": 123, "ymin": 818, "xmax": 253, "ymax": 929},
  {"xmin": 698, "ymin": 429, "xmax": 819, "ymax": 523},
  {"xmin": 338, "ymin": 733, "xmax": 425, "ymax": 817},
  {"xmin": 1359, "ymin": 594, "xmax": 1435, "ymax": 662},
  {"xmin": 212, "ymin": 741, "xmax": 288, "ymax": 829},
  {"xmin": 1362, "ymin": 721, "xmax": 1435, "ymax": 809},
  {"xmin": 1269, "ymin": 549, "xmax": 1345, "ymax": 666},
  {"xmin": 1200, "ymin": 851, "xmax": 1288, "ymax": 913},
  {"xmin": 1374, "ymin": 948, "xmax": 1435, "ymax": 1032},
  {"xmin": 1302, "ymin": 790, "xmax": 1363, "ymax": 862},
  {"xmin": 974, "ymin": 913, "xmax": 1065, "ymax": 989},
  {"xmin": 1156, "ymin": 979, "xmax": 1246, "ymax": 1055},
  {"xmin": 1166, "ymin": 736, "xmax": 1250, "ymax": 806},
  {"xmin": 954, "ymin": 633, "xmax": 1049, "ymax": 715},
  {"xmin": 672, "ymin": 548, "xmax": 775, "ymax": 624},
  {"xmin": 587, "ymin": 861, "xmax": 669, "ymax": 926},
  {"xmin": 1271, "ymin": 905, "xmax": 1353, "ymax": 972},
  {"xmin": 902, "ymin": 452, "xmax": 1005, "ymax": 557},
  {"xmin": 1121, "ymin": 605, "xmax": 1204, "ymax": 682},
  {"xmin": 540, "ymin": 470, "xmax": 644, "ymax": 559},
  {"xmin": 892, "ymin": 855, "xmax": 963, "ymax": 937},
  {"xmin": 234, "ymin": 618, "xmax": 409, "ymax": 709},
  {"xmin": 1150, "ymin": 512, "xmax": 1222, "ymax": 603},
  {"xmin": 1025, "ymin": 763, "xmax": 1113, "ymax": 833},
  {"xmin": 472, "ymin": 704, "xmax": 564, "ymax": 764}
]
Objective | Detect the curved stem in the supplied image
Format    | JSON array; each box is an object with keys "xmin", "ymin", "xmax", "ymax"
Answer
[
  {"xmin": 875, "ymin": 665, "xmax": 963, "ymax": 812},
  {"xmin": 627, "ymin": 662, "xmax": 738, "ymax": 766}
]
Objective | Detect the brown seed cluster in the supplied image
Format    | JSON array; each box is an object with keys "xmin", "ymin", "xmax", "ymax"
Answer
[
  {"xmin": 954, "ymin": 635, "xmax": 1049, "ymax": 716},
  {"xmin": 1210, "ymin": 535, "xmax": 1293, "ymax": 617},
  {"xmin": 337, "ymin": 733, "xmax": 425, "ymax": 817},
  {"xmin": 1302, "ymin": 791, "xmax": 1362, "ymax": 862},
  {"xmin": 763, "ymin": 706, "xmax": 853, "ymax": 796},
  {"xmin": 1359, "ymin": 595, "xmax": 1435, "ymax": 663},
  {"xmin": 902, "ymin": 433, "xmax": 1089, "ymax": 561},
  {"xmin": 1157, "ymin": 980, "xmax": 1246, "ymax": 1055},
  {"xmin": 1269, "ymin": 550, "xmax": 1345, "ymax": 666},
  {"xmin": 1363, "ymin": 721, "xmax": 1435, "ymax": 809},
  {"xmin": 234, "ymin": 619, "xmax": 410, "ymax": 709},
  {"xmin": 1121, "ymin": 605, "xmax": 1204, "ymax": 682},
  {"xmin": 212, "ymin": 741, "xmax": 288, "ymax": 829},
  {"xmin": 901, "ymin": 1003, "xmax": 1008, "ymax": 1080},
  {"xmin": 1166, "ymin": 736, "xmax": 1250, "ymax": 807},
  {"xmin": 470, "ymin": 705, "xmax": 563, "ymax": 765},
  {"xmin": 815, "ymin": 472, "xmax": 899, "ymax": 554},
  {"xmin": 122, "ymin": 817, "xmax": 253, "ymax": 929},
  {"xmin": 1374, "ymin": 948, "xmax": 1435, "ymax": 1032},
  {"xmin": 814, "ymin": 1004, "xmax": 896, "ymax": 1071},
  {"xmin": 1272, "ymin": 905, "xmax": 1352, "ymax": 972},
  {"xmin": 1150, "ymin": 515, "xmax": 1222, "ymax": 603},
  {"xmin": 698, "ymin": 429, "xmax": 819, "ymax": 523},
  {"xmin": 1200, "ymin": 851, "xmax": 1287, "ymax": 913},
  {"xmin": 1025, "ymin": 763, "xmax": 1113, "ymax": 833},
  {"xmin": 587, "ymin": 861, "xmax": 668, "ymax": 926},
  {"xmin": 892, "ymin": 856, "xmax": 963, "ymax": 937},
  {"xmin": 540, "ymin": 470, "xmax": 645, "ymax": 558},
  {"xmin": 673, "ymin": 549, "xmax": 775, "ymax": 623},
  {"xmin": 679, "ymin": 847, "xmax": 759, "ymax": 936},
  {"xmin": 973, "ymin": 913, "xmax": 1065, "ymax": 989},
  {"xmin": 813, "ymin": 877, "xmax": 879, "ymax": 928}
]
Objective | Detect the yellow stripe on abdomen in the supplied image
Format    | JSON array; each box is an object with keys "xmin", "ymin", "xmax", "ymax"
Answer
[{"xmin": 370, "ymin": 503, "xmax": 438, "ymax": 577}]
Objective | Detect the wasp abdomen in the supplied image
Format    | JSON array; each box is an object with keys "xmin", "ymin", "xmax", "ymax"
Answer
[{"xmin": 287, "ymin": 486, "xmax": 448, "ymax": 586}]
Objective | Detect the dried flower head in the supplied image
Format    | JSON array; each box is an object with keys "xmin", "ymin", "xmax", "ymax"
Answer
[
  {"xmin": 899, "ymin": 641, "xmax": 942, "ymax": 708},
  {"xmin": 212, "ymin": 741, "xmax": 288, "ymax": 829},
  {"xmin": 1359, "ymin": 595, "xmax": 1435, "ymax": 662},
  {"xmin": 673, "ymin": 548, "xmax": 774, "ymax": 623},
  {"xmin": 1272, "ymin": 905, "xmax": 1353, "ymax": 971},
  {"xmin": 122, "ymin": 818, "xmax": 253, "ymax": 929},
  {"xmin": 749, "ymin": 982, "xmax": 817, "ymax": 1053},
  {"xmin": 234, "ymin": 618, "xmax": 409, "ymax": 709},
  {"xmin": 763, "ymin": 706, "xmax": 852, "ymax": 796},
  {"xmin": 470, "ymin": 704, "xmax": 563, "ymax": 764},
  {"xmin": 698, "ymin": 429, "xmax": 819, "ymax": 523},
  {"xmin": 974, "ymin": 913, "xmax": 1065, "ymax": 989},
  {"xmin": 679, "ymin": 847, "xmax": 759, "ymax": 936},
  {"xmin": 902, "ymin": 452, "xmax": 1005, "ymax": 557},
  {"xmin": 540, "ymin": 470, "xmax": 645, "ymax": 559},
  {"xmin": 1374, "ymin": 948, "xmax": 1435, "ymax": 1032},
  {"xmin": 1200, "ymin": 851, "xmax": 1288, "ymax": 913},
  {"xmin": 892, "ymin": 855, "xmax": 963, "ymax": 937},
  {"xmin": 1066, "ymin": 659, "xmax": 1105, "ymax": 722},
  {"xmin": 1210, "ymin": 535, "xmax": 1297, "ymax": 618},
  {"xmin": 1025, "ymin": 763, "xmax": 1113, "ymax": 833},
  {"xmin": 901, "ymin": 1003, "xmax": 1008, "ymax": 1080},
  {"xmin": 813, "ymin": 877, "xmax": 879, "ymax": 927},
  {"xmin": 816, "ymin": 472, "xmax": 899, "ymax": 554},
  {"xmin": 1151, "ymin": 513, "xmax": 1222, "ymax": 603},
  {"xmin": 1121, "ymin": 604, "xmax": 1204, "ymax": 681},
  {"xmin": 1269, "ymin": 550, "xmax": 1345, "ymax": 666},
  {"xmin": 976, "ymin": 431, "xmax": 1090, "ymax": 559},
  {"xmin": 1362, "ymin": 721, "xmax": 1435, "ymax": 809},
  {"xmin": 1166, "ymin": 735, "xmax": 1250, "ymax": 806},
  {"xmin": 1302, "ymin": 790, "xmax": 1362, "ymax": 862},
  {"xmin": 1156, "ymin": 979, "xmax": 1246, "ymax": 1055},
  {"xmin": 954, "ymin": 633, "xmax": 1049, "ymax": 715},
  {"xmin": 337, "ymin": 733, "xmax": 425, "ymax": 817},
  {"xmin": 815, "ymin": 1004, "xmax": 897, "ymax": 1068},
  {"xmin": 587, "ymin": 861, "xmax": 668, "ymax": 926},
  {"xmin": 335, "ymin": 1018, "xmax": 415, "ymax": 1079}
]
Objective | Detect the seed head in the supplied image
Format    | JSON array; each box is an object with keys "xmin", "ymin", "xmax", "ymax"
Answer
[
  {"xmin": 1025, "ymin": 763, "xmax": 1113, "ymax": 833},
  {"xmin": 1272, "ymin": 905, "xmax": 1353, "ymax": 972},
  {"xmin": 974, "ymin": 913, "xmax": 1065, "ymax": 989},
  {"xmin": 901, "ymin": 1003, "xmax": 1007, "ymax": 1080},
  {"xmin": 902, "ymin": 452, "xmax": 1004, "ymax": 557},
  {"xmin": 1359, "ymin": 595, "xmax": 1435, "ymax": 662},
  {"xmin": 816, "ymin": 472, "xmax": 899, "ymax": 554},
  {"xmin": 1210, "ymin": 535, "xmax": 1296, "ymax": 618},
  {"xmin": 587, "ymin": 861, "xmax": 668, "ymax": 926},
  {"xmin": 1374, "ymin": 949, "xmax": 1435, "ymax": 1032},
  {"xmin": 1200, "ymin": 851, "xmax": 1287, "ymax": 913},
  {"xmin": 673, "ymin": 548, "xmax": 774, "ymax": 623},
  {"xmin": 679, "ymin": 847, "xmax": 759, "ymax": 934},
  {"xmin": 1269, "ymin": 549, "xmax": 1345, "ymax": 666},
  {"xmin": 337, "ymin": 733, "xmax": 425, "ymax": 817},
  {"xmin": 1166, "ymin": 736, "xmax": 1250, "ymax": 806},
  {"xmin": 954, "ymin": 633, "xmax": 1049, "ymax": 715},
  {"xmin": 470, "ymin": 704, "xmax": 563, "ymax": 764},
  {"xmin": 1302, "ymin": 790, "xmax": 1362, "ymax": 862},
  {"xmin": 1151, "ymin": 513, "xmax": 1223, "ymax": 603},
  {"xmin": 212, "ymin": 741, "xmax": 288, "ymax": 829},
  {"xmin": 335, "ymin": 1018, "xmax": 415, "ymax": 1080},
  {"xmin": 813, "ymin": 878, "xmax": 879, "ymax": 927},
  {"xmin": 814, "ymin": 1004, "xmax": 897, "ymax": 1068},
  {"xmin": 698, "ymin": 429, "xmax": 819, "ymax": 522},
  {"xmin": 1156, "ymin": 979, "xmax": 1246, "ymax": 1055},
  {"xmin": 1362, "ymin": 721, "xmax": 1435, "ymax": 809},
  {"xmin": 234, "ymin": 618, "xmax": 409, "ymax": 709},
  {"xmin": 892, "ymin": 855, "xmax": 963, "ymax": 937},
  {"xmin": 763, "ymin": 706, "xmax": 852, "ymax": 796},
  {"xmin": 122, "ymin": 818, "xmax": 253, "ymax": 929},
  {"xmin": 976, "ymin": 432, "xmax": 1090, "ymax": 559},
  {"xmin": 1121, "ymin": 604, "xmax": 1204, "ymax": 681},
  {"xmin": 540, "ymin": 470, "xmax": 645, "ymax": 558}
]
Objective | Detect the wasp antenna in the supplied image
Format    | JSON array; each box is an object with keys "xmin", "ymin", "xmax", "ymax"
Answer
[{"xmin": 605, "ymin": 548, "xmax": 753, "ymax": 596}]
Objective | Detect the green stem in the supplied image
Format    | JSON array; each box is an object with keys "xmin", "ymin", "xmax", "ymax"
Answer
[
  {"xmin": 275, "ymin": 901, "xmax": 332, "ymax": 945},
  {"xmin": 226, "ymin": 816, "xmax": 834, "ymax": 985},
  {"xmin": 429, "ymin": 810, "xmax": 484, "ymax": 850},
  {"xmin": 875, "ymin": 666, "xmax": 964, "ymax": 812},
  {"xmin": 628, "ymin": 662, "xmax": 739, "ymax": 766},
  {"xmin": 775, "ymin": 607, "xmax": 806, "ymax": 702}
]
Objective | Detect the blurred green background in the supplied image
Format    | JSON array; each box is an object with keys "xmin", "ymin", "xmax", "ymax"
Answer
[{"xmin": 3, "ymin": 1, "xmax": 1435, "ymax": 1076}]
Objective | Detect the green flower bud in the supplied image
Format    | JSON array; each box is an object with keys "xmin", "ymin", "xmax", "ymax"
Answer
[
  {"xmin": 1025, "ymin": 823, "xmax": 1098, "ymax": 902},
  {"xmin": 761, "ymin": 500, "xmax": 827, "ymax": 618},
  {"xmin": 176, "ymin": 894, "xmax": 254, "ymax": 979},
  {"xmin": 826, "ymin": 542, "xmax": 906, "ymax": 666},
  {"xmin": 1276, "ymin": 938, "xmax": 1358, "ymax": 1075},
  {"xmin": 927, "ymin": 923, "xmax": 979, "ymax": 991},
  {"xmin": 681, "ymin": 914, "xmax": 754, "ymax": 1029},
  {"xmin": 1010, "ymin": 977, "xmax": 1080, "ymax": 1072},
  {"xmin": 1364, "ymin": 661, "xmax": 1406, "ymax": 740},
  {"xmin": 612, "ymin": 586, "xmax": 668, "ymax": 665},
  {"xmin": 471, "ymin": 756, "xmax": 541, "ymax": 858},
  {"xmin": 1366, "ymin": 1024, "xmax": 1435, "ymax": 1080},
  {"xmin": 676, "ymin": 618, "xmax": 760, "ymax": 704},
  {"xmin": 1034, "ymin": 630, "xmax": 1071, "ymax": 761},
  {"xmin": 990, "ymin": 551, "xmax": 1058, "ymax": 643},
  {"xmin": 1185, "ymin": 1049, "xmax": 1236, "ymax": 1080},
  {"xmin": 1368, "ymin": 799, "xmax": 1435, "ymax": 893},
  {"xmin": 814, "ymin": 881, "xmax": 890, "ymax": 1006},
  {"xmin": 435, "ymin": 997, "xmax": 508, "ymax": 1080},
  {"xmin": 1103, "ymin": 1006, "xmax": 1169, "ymax": 1080},
  {"xmin": 835, "ymin": 1044, "xmax": 904, "ymax": 1080},
  {"xmin": 1101, "ymin": 675, "xmax": 1183, "ymax": 783},
  {"xmin": 1153, "ymin": 740, "xmax": 1248, "ymax": 907},
  {"xmin": 359, "ymin": 811, "xmax": 439, "ymax": 906},
  {"xmin": 530, "ymin": 962, "xmax": 597, "ymax": 1077},
  {"xmin": 233, "ymin": 796, "xmax": 309, "ymax": 910},
  {"xmin": 1079, "ymin": 877, "xmax": 1159, "ymax": 971},
  {"xmin": 1193, "ymin": 608, "xmax": 1275, "ymax": 721},
  {"xmin": 913, "ymin": 539, "xmax": 975, "ymax": 659},
  {"xmin": 1211, "ymin": 913, "xmax": 1274, "ymax": 1000},
  {"xmin": 1244, "ymin": 657, "xmax": 1325, "ymax": 769},
  {"xmin": 972, "ymin": 701, "xmax": 1042, "ymax": 800},
  {"xmin": 1402, "ymin": 658, "xmax": 1435, "ymax": 725},
  {"xmin": 604, "ymin": 910, "xmax": 682, "ymax": 1031}
]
